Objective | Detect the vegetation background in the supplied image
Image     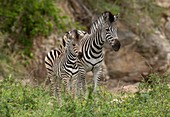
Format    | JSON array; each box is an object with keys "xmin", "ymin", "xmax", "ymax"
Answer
[{"xmin": 0, "ymin": 0, "xmax": 170, "ymax": 116}]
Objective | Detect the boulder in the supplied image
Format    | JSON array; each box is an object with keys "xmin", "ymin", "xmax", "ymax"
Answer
[
  {"xmin": 156, "ymin": 0, "xmax": 170, "ymax": 8},
  {"xmin": 165, "ymin": 21, "xmax": 170, "ymax": 40}
]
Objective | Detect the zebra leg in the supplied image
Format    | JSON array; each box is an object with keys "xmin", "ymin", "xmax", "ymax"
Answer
[
  {"xmin": 76, "ymin": 71, "xmax": 81, "ymax": 96},
  {"xmin": 78, "ymin": 67, "xmax": 86, "ymax": 96},
  {"xmin": 43, "ymin": 76, "xmax": 50, "ymax": 89},
  {"xmin": 65, "ymin": 77, "xmax": 76, "ymax": 98},
  {"xmin": 50, "ymin": 75, "xmax": 56, "ymax": 97},
  {"xmin": 68, "ymin": 78, "xmax": 72, "ymax": 92},
  {"xmin": 56, "ymin": 76, "xmax": 62, "ymax": 103},
  {"xmin": 93, "ymin": 66, "xmax": 102, "ymax": 92},
  {"xmin": 101, "ymin": 61, "xmax": 110, "ymax": 81},
  {"xmin": 76, "ymin": 76, "xmax": 81, "ymax": 96},
  {"xmin": 67, "ymin": 77, "xmax": 73, "ymax": 96},
  {"xmin": 71, "ymin": 78, "xmax": 77, "ymax": 99},
  {"xmin": 63, "ymin": 77, "xmax": 70, "ymax": 95},
  {"xmin": 71, "ymin": 73, "xmax": 79, "ymax": 98}
]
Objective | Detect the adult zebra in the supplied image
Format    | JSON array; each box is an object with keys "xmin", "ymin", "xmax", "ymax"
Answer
[
  {"xmin": 77, "ymin": 11, "xmax": 120, "ymax": 95},
  {"xmin": 44, "ymin": 30, "xmax": 85, "ymax": 102}
]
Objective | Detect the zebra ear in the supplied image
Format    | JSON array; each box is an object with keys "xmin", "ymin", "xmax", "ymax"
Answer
[
  {"xmin": 114, "ymin": 13, "xmax": 119, "ymax": 22},
  {"xmin": 103, "ymin": 11, "xmax": 119, "ymax": 23},
  {"xmin": 103, "ymin": 11, "xmax": 108, "ymax": 21},
  {"xmin": 70, "ymin": 29, "xmax": 80, "ymax": 42},
  {"xmin": 103, "ymin": 11, "xmax": 113, "ymax": 23},
  {"xmin": 107, "ymin": 11, "xmax": 114, "ymax": 23},
  {"xmin": 73, "ymin": 29, "xmax": 79, "ymax": 40}
]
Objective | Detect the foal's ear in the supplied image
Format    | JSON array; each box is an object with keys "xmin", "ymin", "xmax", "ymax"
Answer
[
  {"xmin": 62, "ymin": 31, "xmax": 70, "ymax": 47},
  {"xmin": 73, "ymin": 29, "xmax": 79, "ymax": 40},
  {"xmin": 70, "ymin": 29, "xmax": 79, "ymax": 42}
]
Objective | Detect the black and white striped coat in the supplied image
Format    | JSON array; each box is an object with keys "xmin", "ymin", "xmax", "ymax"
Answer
[
  {"xmin": 44, "ymin": 30, "xmax": 85, "ymax": 102},
  {"xmin": 77, "ymin": 11, "xmax": 121, "ymax": 95}
]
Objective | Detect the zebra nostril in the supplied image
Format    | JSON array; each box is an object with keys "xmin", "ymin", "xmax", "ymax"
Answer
[{"xmin": 112, "ymin": 39, "xmax": 121, "ymax": 51}]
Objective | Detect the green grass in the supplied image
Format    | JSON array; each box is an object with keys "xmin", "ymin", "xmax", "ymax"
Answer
[{"xmin": 0, "ymin": 73, "xmax": 170, "ymax": 117}]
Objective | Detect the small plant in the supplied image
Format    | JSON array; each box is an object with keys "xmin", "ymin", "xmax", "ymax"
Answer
[
  {"xmin": 0, "ymin": 73, "xmax": 170, "ymax": 116},
  {"xmin": 0, "ymin": 74, "xmax": 51, "ymax": 116},
  {"xmin": 139, "ymin": 73, "xmax": 170, "ymax": 91}
]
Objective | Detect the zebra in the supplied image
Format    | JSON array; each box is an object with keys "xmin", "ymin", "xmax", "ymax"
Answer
[
  {"xmin": 44, "ymin": 30, "xmax": 87, "ymax": 86},
  {"xmin": 44, "ymin": 30, "xmax": 85, "ymax": 102},
  {"xmin": 76, "ymin": 11, "xmax": 121, "ymax": 95}
]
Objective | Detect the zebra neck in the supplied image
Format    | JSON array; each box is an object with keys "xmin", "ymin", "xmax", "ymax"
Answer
[
  {"xmin": 60, "ymin": 49, "xmax": 78, "ymax": 75},
  {"xmin": 63, "ymin": 49, "xmax": 77, "ymax": 64},
  {"xmin": 92, "ymin": 28, "xmax": 105, "ymax": 48},
  {"xmin": 90, "ymin": 16, "xmax": 104, "ymax": 33},
  {"xmin": 83, "ymin": 29, "xmax": 105, "ymax": 60}
]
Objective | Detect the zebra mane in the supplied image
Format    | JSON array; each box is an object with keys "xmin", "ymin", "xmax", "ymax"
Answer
[{"xmin": 90, "ymin": 11, "xmax": 119, "ymax": 33}]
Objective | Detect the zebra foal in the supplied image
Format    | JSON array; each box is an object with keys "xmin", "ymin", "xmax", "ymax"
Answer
[
  {"xmin": 44, "ymin": 30, "xmax": 84, "ymax": 102},
  {"xmin": 44, "ymin": 30, "xmax": 87, "ymax": 86}
]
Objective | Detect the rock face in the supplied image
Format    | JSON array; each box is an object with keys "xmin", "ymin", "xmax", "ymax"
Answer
[
  {"xmin": 65, "ymin": 0, "xmax": 170, "ymax": 82},
  {"xmin": 103, "ymin": 25, "xmax": 147, "ymax": 82},
  {"xmin": 28, "ymin": 34, "xmax": 63, "ymax": 84},
  {"xmin": 105, "ymin": 45, "xmax": 150, "ymax": 82},
  {"xmin": 104, "ymin": 25, "xmax": 170, "ymax": 82},
  {"xmin": 156, "ymin": 0, "xmax": 170, "ymax": 8},
  {"xmin": 165, "ymin": 21, "xmax": 170, "ymax": 40}
]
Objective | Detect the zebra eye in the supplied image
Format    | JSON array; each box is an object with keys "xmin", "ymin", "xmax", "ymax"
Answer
[
  {"xmin": 72, "ymin": 43, "xmax": 76, "ymax": 46},
  {"xmin": 106, "ymin": 28, "xmax": 109, "ymax": 31}
]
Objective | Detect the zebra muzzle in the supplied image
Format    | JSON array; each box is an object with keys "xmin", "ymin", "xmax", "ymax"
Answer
[
  {"xmin": 112, "ymin": 39, "xmax": 121, "ymax": 51},
  {"xmin": 77, "ymin": 52, "xmax": 83, "ymax": 59}
]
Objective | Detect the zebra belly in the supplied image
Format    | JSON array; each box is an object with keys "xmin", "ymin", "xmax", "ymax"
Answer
[{"xmin": 82, "ymin": 57, "xmax": 103, "ymax": 72}]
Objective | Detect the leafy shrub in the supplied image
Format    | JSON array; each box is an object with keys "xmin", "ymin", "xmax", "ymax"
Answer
[{"xmin": 0, "ymin": 0, "xmax": 66, "ymax": 56}]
